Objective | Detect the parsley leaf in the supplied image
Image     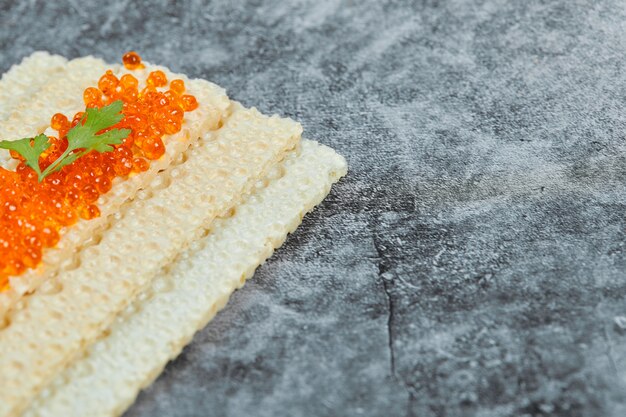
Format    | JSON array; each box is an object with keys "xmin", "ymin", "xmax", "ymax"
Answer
[
  {"xmin": 0, "ymin": 134, "xmax": 50, "ymax": 179},
  {"xmin": 0, "ymin": 100, "xmax": 130, "ymax": 182}
]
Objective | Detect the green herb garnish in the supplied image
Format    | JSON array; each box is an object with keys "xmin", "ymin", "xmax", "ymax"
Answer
[{"xmin": 0, "ymin": 100, "xmax": 130, "ymax": 182}]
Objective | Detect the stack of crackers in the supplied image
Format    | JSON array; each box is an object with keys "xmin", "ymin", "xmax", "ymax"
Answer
[{"xmin": 0, "ymin": 52, "xmax": 346, "ymax": 417}]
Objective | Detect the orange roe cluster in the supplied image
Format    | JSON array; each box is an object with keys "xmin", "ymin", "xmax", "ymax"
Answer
[{"xmin": 0, "ymin": 52, "xmax": 199, "ymax": 290}]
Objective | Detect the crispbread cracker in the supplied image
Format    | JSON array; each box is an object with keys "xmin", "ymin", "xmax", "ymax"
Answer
[
  {"xmin": 0, "ymin": 52, "xmax": 68, "ymax": 121},
  {"xmin": 0, "ymin": 105, "xmax": 301, "ymax": 417},
  {"xmin": 24, "ymin": 139, "xmax": 347, "ymax": 417},
  {"xmin": 0, "ymin": 54, "xmax": 230, "ymax": 321},
  {"xmin": 0, "ymin": 56, "xmax": 110, "ymax": 145}
]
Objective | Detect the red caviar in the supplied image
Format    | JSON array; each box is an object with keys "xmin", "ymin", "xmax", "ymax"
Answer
[
  {"xmin": 0, "ymin": 52, "xmax": 198, "ymax": 290},
  {"xmin": 122, "ymin": 51, "xmax": 144, "ymax": 70}
]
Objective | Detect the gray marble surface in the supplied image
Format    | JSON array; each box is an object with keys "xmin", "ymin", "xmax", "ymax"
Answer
[{"xmin": 3, "ymin": 0, "xmax": 626, "ymax": 416}]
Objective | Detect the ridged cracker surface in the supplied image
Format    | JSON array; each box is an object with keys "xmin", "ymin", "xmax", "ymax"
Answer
[
  {"xmin": 0, "ymin": 52, "xmax": 67, "ymax": 121},
  {"xmin": 0, "ymin": 53, "xmax": 230, "ymax": 320},
  {"xmin": 0, "ymin": 105, "xmax": 300, "ymax": 417},
  {"xmin": 24, "ymin": 140, "xmax": 347, "ymax": 417}
]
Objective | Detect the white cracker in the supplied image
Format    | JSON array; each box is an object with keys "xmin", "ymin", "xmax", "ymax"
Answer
[
  {"xmin": 24, "ymin": 139, "xmax": 347, "ymax": 417},
  {"xmin": 0, "ymin": 54, "xmax": 230, "ymax": 320},
  {"xmin": 0, "ymin": 52, "xmax": 68, "ymax": 121}
]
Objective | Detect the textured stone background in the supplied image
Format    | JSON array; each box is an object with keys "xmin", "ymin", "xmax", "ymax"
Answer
[{"xmin": 3, "ymin": 0, "xmax": 626, "ymax": 416}]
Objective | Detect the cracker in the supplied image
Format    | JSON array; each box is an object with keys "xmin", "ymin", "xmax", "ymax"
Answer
[
  {"xmin": 24, "ymin": 139, "xmax": 347, "ymax": 417},
  {"xmin": 0, "ymin": 54, "xmax": 230, "ymax": 320},
  {"xmin": 0, "ymin": 105, "xmax": 301, "ymax": 417},
  {"xmin": 0, "ymin": 52, "xmax": 68, "ymax": 121}
]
